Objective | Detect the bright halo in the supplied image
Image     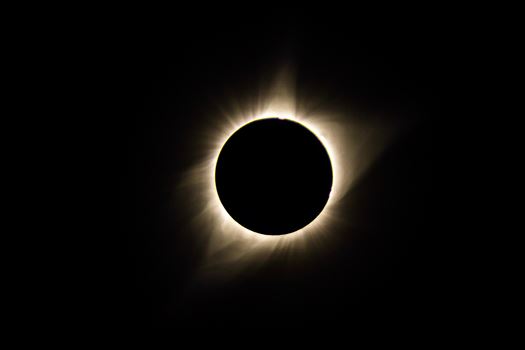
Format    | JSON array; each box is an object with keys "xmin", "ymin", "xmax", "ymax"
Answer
[
  {"xmin": 206, "ymin": 110, "xmax": 347, "ymax": 243},
  {"xmin": 178, "ymin": 71, "xmax": 392, "ymax": 278}
]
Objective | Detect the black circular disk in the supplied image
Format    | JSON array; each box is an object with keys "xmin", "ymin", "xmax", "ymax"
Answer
[{"xmin": 215, "ymin": 118, "xmax": 333, "ymax": 235}]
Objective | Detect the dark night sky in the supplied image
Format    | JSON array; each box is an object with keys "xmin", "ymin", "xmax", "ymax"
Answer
[{"xmin": 62, "ymin": 9, "xmax": 478, "ymax": 329}]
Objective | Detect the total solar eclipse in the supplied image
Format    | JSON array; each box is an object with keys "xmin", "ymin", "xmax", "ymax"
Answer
[{"xmin": 215, "ymin": 118, "xmax": 333, "ymax": 235}]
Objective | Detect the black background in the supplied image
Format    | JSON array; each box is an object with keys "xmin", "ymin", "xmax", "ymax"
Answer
[{"xmin": 66, "ymin": 9, "xmax": 475, "ymax": 329}]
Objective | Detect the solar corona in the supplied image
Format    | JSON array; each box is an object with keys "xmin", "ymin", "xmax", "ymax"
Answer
[{"xmin": 179, "ymin": 76, "xmax": 387, "ymax": 273}]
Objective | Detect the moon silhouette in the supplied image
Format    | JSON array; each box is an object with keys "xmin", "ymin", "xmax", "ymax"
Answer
[{"xmin": 215, "ymin": 118, "xmax": 333, "ymax": 235}]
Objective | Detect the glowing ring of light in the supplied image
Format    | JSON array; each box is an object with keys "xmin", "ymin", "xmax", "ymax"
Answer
[
  {"xmin": 178, "ymin": 71, "xmax": 383, "ymax": 272},
  {"xmin": 179, "ymin": 75, "xmax": 391, "ymax": 274},
  {"xmin": 202, "ymin": 112, "xmax": 347, "ymax": 251}
]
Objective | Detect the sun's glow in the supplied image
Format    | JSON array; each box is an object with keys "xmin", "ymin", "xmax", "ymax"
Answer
[
  {"xmin": 205, "ymin": 110, "xmax": 348, "ymax": 244},
  {"xmin": 178, "ymin": 70, "xmax": 394, "ymax": 279}
]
